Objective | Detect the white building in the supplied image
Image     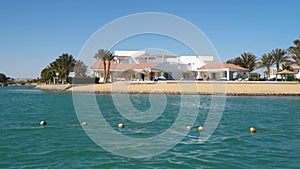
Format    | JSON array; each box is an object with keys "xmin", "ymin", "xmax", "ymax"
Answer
[
  {"xmin": 292, "ymin": 65, "xmax": 300, "ymax": 79},
  {"xmin": 167, "ymin": 56, "xmax": 213, "ymax": 71},
  {"xmin": 114, "ymin": 50, "xmax": 214, "ymax": 66},
  {"xmin": 269, "ymin": 65, "xmax": 300, "ymax": 80},
  {"xmin": 114, "ymin": 50, "xmax": 149, "ymax": 64},
  {"xmin": 92, "ymin": 50, "xmax": 215, "ymax": 81}
]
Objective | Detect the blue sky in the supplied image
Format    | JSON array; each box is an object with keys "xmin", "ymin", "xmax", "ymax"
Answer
[{"xmin": 0, "ymin": 0, "xmax": 299, "ymax": 78}]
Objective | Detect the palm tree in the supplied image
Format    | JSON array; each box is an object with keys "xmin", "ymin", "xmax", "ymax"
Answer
[
  {"xmin": 257, "ymin": 53, "xmax": 274, "ymax": 79},
  {"xmin": 94, "ymin": 49, "xmax": 108, "ymax": 82},
  {"xmin": 227, "ymin": 52, "xmax": 257, "ymax": 71},
  {"xmin": 0, "ymin": 73, "xmax": 8, "ymax": 85},
  {"xmin": 270, "ymin": 48, "xmax": 287, "ymax": 73},
  {"xmin": 288, "ymin": 39, "xmax": 300, "ymax": 66},
  {"xmin": 94, "ymin": 49, "xmax": 114, "ymax": 83},
  {"xmin": 50, "ymin": 61, "xmax": 63, "ymax": 83},
  {"xmin": 55, "ymin": 53, "xmax": 76, "ymax": 84},
  {"xmin": 41, "ymin": 66, "xmax": 55, "ymax": 84},
  {"xmin": 240, "ymin": 52, "xmax": 257, "ymax": 72},
  {"xmin": 105, "ymin": 52, "xmax": 115, "ymax": 82},
  {"xmin": 226, "ymin": 57, "xmax": 242, "ymax": 66},
  {"xmin": 74, "ymin": 60, "xmax": 87, "ymax": 77}
]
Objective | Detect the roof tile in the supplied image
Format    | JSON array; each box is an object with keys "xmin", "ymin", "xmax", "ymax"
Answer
[
  {"xmin": 198, "ymin": 63, "xmax": 248, "ymax": 71},
  {"xmin": 91, "ymin": 60, "xmax": 162, "ymax": 70}
]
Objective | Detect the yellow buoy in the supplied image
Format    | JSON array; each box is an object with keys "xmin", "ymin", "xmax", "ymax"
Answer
[
  {"xmin": 250, "ymin": 127, "xmax": 256, "ymax": 133},
  {"xmin": 198, "ymin": 126, "xmax": 204, "ymax": 131},
  {"xmin": 81, "ymin": 122, "xmax": 88, "ymax": 126},
  {"xmin": 118, "ymin": 123, "xmax": 124, "ymax": 128},
  {"xmin": 186, "ymin": 126, "xmax": 192, "ymax": 130},
  {"xmin": 40, "ymin": 120, "xmax": 46, "ymax": 126}
]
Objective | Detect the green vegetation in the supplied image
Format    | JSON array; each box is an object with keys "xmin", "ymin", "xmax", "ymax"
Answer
[
  {"xmin": 270, "ymin": 48, "xmax": 288, "ymax": 73},
  {"xmin": 288, "ymin": 39, "xmax": 300, "ymax": 66},
  {"xmin": 94, "ymin": 49, "xmax": 115, "ymax": 83},
  {"xmin": 257, "ymin": 53, "xmax": 274, "ymax": 78},
  {"xmin": 227, "ymin": 52, "xmax": 257, "ymax": 72},
  {"xmin": 41, "ymin": 53, "xmax": 87, "ymax": 84},
  {"xmin": 0, "ymin": 73, "xmax": 8, "ymax": 85},
  {"xmin": 227, "ymin": 37, "xmax": 300, "ymax": 80},
  {"xmin": 74, "ymin": 60, "xmax": 88, "ymax": 77}
]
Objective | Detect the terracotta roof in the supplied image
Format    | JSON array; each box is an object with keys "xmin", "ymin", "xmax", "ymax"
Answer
[
  {"xmin": 292, "ymin": 65, "xmax": 300, "ymax": 70},
  {"xmin": 91, "ymin": 60, "xmax": 162, "ymax": 70},
  {"xmin": 198, "ymin": 63, "xmax": 249, "ymax": 71},
  {"xmin": 278, "ymin": 70, "xmax": 295, "ymax": 74}
]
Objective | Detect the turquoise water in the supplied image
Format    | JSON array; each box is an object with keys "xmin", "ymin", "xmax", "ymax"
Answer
[{"xmin": 0, "ymin": 86, "xmax": 299, "ymax": 168}]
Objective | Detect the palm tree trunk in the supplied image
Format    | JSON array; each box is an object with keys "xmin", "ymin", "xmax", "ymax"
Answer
[
  {"xmin": 276, "ymin": 64, "xmax": 280, "ymax": 80},
  {"xmin": 103, "ymin": 60, "xmax": 107, "ymax": 83},
  {"xmin": 267, "ymin": 67, "xmax": 270, "ymax": 79},
  {"xmin": 106, "ymin": 60, "xmax": 111, "ymax": 83}
]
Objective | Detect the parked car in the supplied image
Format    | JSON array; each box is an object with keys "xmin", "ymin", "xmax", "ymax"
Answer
[
  {"xmin": 181, "ymin": 78, "xmax": 204, "ymax": 81},
  {"xmin": 154, "ymin": 76, "xmax": 174, "ymax": 81},
  {"xmin": 267, "ymin": 77, "xmax": 275, "ymax": 81}
]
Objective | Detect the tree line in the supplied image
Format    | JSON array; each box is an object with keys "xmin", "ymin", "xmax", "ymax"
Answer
[
  {"xmin": 41, "ymin": 53, "xmax": 87, "ymax": 84},
  {"xmin": 40, "ymin": 50, "xmax": 115, "ymax": 84},
  {"xmin": 0, "ymin": 73, "xmax": 9, "ymax": 86},
  {"xmin": 226, "ymin": 38, "xmax": 300, "ymax": 79}
]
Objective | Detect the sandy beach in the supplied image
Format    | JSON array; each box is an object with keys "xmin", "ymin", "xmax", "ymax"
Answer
[{"xmin": 47, "ymin": 81, "xmax": 300, "ymax": 96}]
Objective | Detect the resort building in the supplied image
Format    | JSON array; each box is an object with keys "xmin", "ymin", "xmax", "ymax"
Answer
[
  {"xmin": 269, "ymin": 65, "xmax": 300, "ymax": 80},
  {"xmin": 91, "ymin": 50, "xmax": 214, "ymax": 82},
  {"xmin": 114, "ymin": 50, "xmax": 150, "ymax": 64},
  {"xmin": 197, "ymin": 63, "xmax": 249, "ymax": 81},
  {"xmin": 292, "ymin": 65, "xmax": 300, "ymax": 79},
  {"xmin": 269, "ymin": 68, "xmax": 278, "ymax": 79},
  {"xmin": 91, "ymin": 60, "xmax": 191, "ymax": 82},
  {"xmin": 91, "ymin": 50, "xmax": 250, "ymax": 82}
]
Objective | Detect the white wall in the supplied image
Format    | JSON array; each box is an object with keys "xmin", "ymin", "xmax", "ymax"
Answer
[
  {"xmin": 295, "ymin": 71, "xmax": 300, "ymax": 79},
  {"xmin": 114, "ymin": 50, "xmax": 146, "ymax": 57},
  {"xmin": 167, "ymin": 56, "xmax": 213, "ymax": 71}
]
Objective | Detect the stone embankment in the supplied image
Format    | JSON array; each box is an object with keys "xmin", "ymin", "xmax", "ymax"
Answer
[{"xmin": 36, "ymin": 84, "xmax": 72, "ymax": 92}]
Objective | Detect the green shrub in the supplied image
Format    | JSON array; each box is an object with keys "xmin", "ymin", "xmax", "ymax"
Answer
[{"xmin": 67, "ymin": 77, "xmax": 73, "ymax": 84}]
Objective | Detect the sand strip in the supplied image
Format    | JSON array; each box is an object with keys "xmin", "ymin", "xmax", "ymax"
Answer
[{"xmin": 63, "ymin": 81, "xmax": 300, "ymax": 96}]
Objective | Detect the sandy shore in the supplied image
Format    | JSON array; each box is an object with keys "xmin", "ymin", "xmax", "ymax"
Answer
[{"xmin": 64, "ymin": 81, "xmax": 300, "ymax": 96}]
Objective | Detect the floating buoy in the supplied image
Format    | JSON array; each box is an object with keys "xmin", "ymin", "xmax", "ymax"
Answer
[
  {"xmin": 40, "ymin": 120, "xmax": 46, "ymax": 126},
  {"xmin": 118, "ymin": 123, "xmax": 124, "ymax": 128},
  {"xmin": 186, "ymin": 126, "xmax": 192, "ymax": 130},
  {"xmin": 198, "ymin": 126, "xmax": 204, "ymax": 131},
  {"xmin": 250, "ymin": 127, "xmax": 256, "ymax": 133},
  {"xmin": 81, "ymin": 122, "xmax": 88, "ymax": 126}
]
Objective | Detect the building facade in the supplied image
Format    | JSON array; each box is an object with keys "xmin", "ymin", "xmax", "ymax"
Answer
[{"xmin": 91, "ymin": 50, "xmax": 214, "ymax": 82}]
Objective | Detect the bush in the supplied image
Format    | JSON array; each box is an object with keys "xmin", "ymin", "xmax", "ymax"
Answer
[
  {"xmin": 235, "ymin": 72, "xmax": 247, "ymax": 79},
  {"xmin": 67, "ymin": 77, "xmax": 73, "ymax": 84},
  {"xmin": 249, "ymin": 73, "xmax": 260, "ymax": 81}
]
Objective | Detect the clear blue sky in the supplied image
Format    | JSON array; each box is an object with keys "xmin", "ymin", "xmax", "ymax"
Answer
[{"xmin": 0, "ymin": 0, "xmax": 299, "ymax": 78}]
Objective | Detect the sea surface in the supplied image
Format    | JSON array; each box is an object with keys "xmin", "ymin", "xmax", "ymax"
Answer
[{"xmin": 0, "ymin": 86, "xmax": 299, "ymax": 168}]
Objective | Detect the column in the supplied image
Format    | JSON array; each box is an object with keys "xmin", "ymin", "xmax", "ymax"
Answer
[{"xmin": 227, "ymin": 69, "xmax": 230, "ymax": 81}]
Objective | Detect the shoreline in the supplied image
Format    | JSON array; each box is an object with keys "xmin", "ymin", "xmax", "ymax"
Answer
[
  {"xmin": 36, "ymin": 84, "xmax": 72, "ymax": 92},
  {"xmin": 36, "ymin": 81, "xmax": 300, "ymax": 96}
]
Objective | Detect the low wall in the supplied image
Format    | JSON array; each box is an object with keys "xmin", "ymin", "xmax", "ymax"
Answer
[{"xmin": 36, "ymin": 84, "xmax": 72, "ymax": 92}]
